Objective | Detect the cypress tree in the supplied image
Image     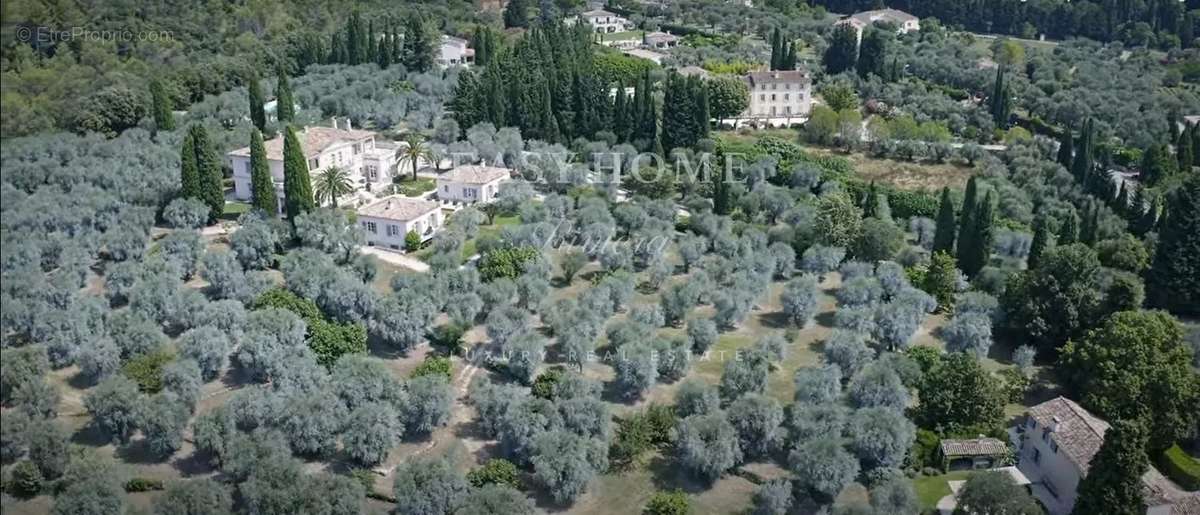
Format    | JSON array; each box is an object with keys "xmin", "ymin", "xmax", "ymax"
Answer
[
  {"xmin": 613, "ymin": 85, "xmax": 630, "ymax": 143},
  {"xmin": 856, "ymin": 28, "xmax": 887, "ymax": 78},
  {"xmin": 695, "ymin": 77, "xmax": 710, "ymax": 140},
  {"xmin": 989, "ymin": 67, "xmax": 1010, "ymax": 128},
  {"xmin": 1057, "ymin": 126, "xmax": 1074, "ymax": 169},
  {"xmin": 249, "ymin": 129, "xmax": 277, "ymax": 216},
  {"xmin": 783, "ymin": 41, "xmax": 797, "ymax": 70},
  {"xmin": 961, "ymin": 191, "xmax": 995, "ymax": 277},
  {"xmin": 713, "ymin": 147, "xmax": 732, "ymax": 216},
  {"xmin": 377, "ymin": 24, "xmax": 393, "ymax": 69},
  {"xmin": 1178, "ymin": 125, "xmax": 1194, "ymax": 172},
  {"xmin": 179, "ymin": 129, "xmax": 200, "ymax": 201},
  {"xmin": 282, "ymin": 126, "xmax": 315, "ymax": 222},
  {"xmin": 822, "ymin": 24, "xmax": 858, "ymax": 74},
  {"xmin": 770, "ymin": 28, "xmax": 782, "ymax": 70},
  {"xmin": 275, "ymin": 68, "xmax": 295, "ymax": 123},
  {"xmin": 1071, "ymin": 118, "xmax": 1094, "ymax": 182},
  {"xmin": 1058, "ymin": 210, "xmax": 1079, "ymax": 245},
  {"xmin": 1147, "ymin": 174, "xmax": 1200, "ymax": 315},
  {"xmin": 503, "ymin": 0, "xmax": 530, "ymax": 28},
  {"xmin": 1027, "ymin": 213, "xmax": 1049, "ymax": 269},
  {"xmin": 862, "ymin": 181, "xmax": 879, "ymax": 219},
  {"xmin": 1072, "ymin": 419, "xmax": 1149, "ymax": 515},
  {"xmin": 1080, "ymin": 202, "xmax": 1100, "ymax": 246},
  {"xmin": 932, "ymin": 187, "xmax": 957, "ymax": 254},
  {"xmin": 150, "ymin": 79, "xmax": 174, "ymax": 132},
  {"xmin": 956, "ymin": 177, "xmax": 979, "ymax": 266},
  {"xmin": 248, "ymin": 75, "xmax": 267, "ymax": 132},
  {"xmin": 192, "ymin": 125, "xmax": 225, "ymax": 221}
]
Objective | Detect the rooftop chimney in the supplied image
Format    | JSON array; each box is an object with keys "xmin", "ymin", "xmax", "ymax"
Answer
[
  {"xmin": 331, "ymin": 118, "xmax": 338, "ymax": 129},
  {"xmin": 1050, "ymin": 416, "xmax": 1062, "ymax": 433},
  {"xmin": 346, "ymin": 118, "xmax": 353, "ymax": 130}
]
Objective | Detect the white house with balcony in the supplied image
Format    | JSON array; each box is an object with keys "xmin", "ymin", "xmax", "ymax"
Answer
[
  {"xmin": 357, "ymin": 196, "xmax": 443, "ymax": 250},
  {"xmin": 437, "ymin": 35, "xmax": 474, "ymax": 67},
  {"xmin": 436, "ymin": 165, "xmax": 511, "ymax": 204},
  {"xmin": 835, "ymin": 8, "xmax": 920, "ymax": 45},
  {"xmin": 741, "ymin": 69, "xmax": 813, "ymax": 122},
  {"xmin": 226, "ymin": 119, "xmax": 399, "ymax": 212},
  {"xmin": 573, "ymin": 9, "xmax": 633, "ymax": 33},
  {"xmin": 1011, "ymin": 397, "xmax": 1198, "ymax": 515}
]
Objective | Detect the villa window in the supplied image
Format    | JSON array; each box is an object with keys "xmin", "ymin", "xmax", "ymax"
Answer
[
  {"xmin": 353, "ymin": 143, "xmax": 362, "ymax": 154},
  {"xmin": 784, "ymin": 93, "xmax": 790, "ymax": 100},
  {"xmin": 1032, "ymin": 448, "xmax": 1041, "ymax": 464},
  {"xmin": 771, "ymin": 94, "xmax": 776, "ymax": 101},
  {"xmin": 309, "ymin": 158, "xmax": 319, "ymax": 169},
  {"xmin": 363, "ymin": 221, "xmax": 377, "ymax": 234},
  {"xmin": 386, "ymin": 224, "xmax": 399, "ymax": 237},
  {"xmin": 365, "ymin": 165, "xmax": 378, "ymax": 181},
  {"xmin": 1050, "ymin": 441, "xmax": 1059, "ymax": 453},
  {"xmin": 244, "ymin": 162, "xmax": 251, "ymax": 175}
]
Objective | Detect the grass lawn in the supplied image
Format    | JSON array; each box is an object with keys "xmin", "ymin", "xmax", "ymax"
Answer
[
  {"xmin": 806, "ymin": 147, "xmax": 976, "ymax": 192},
  {"xmin": 913, "ymin": 470, "xmax": 975, "ymax": 512},
  {"xmin": 392, "ymin": 177, "xmax": 436, "ymax": 197},
  {"xmin": 220, "ymin": 201, "xmax": 251, "ymax": 221},
  {"xmin": 599, "ymin": 30, "xmax": 644, "ymax": 42}
]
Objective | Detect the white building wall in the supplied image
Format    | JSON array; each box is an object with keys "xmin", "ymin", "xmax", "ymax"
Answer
[
  {"xmin": 1016, "ymin": 418, "xmax": 1084, "ymax": 515},
  {"xmin": 746, "ymin": 82, "xmax": 811, "ymax": 118},
  {"xmin": 436, "ymin": 177, "xmax": 507, "ymax": 203},
  {"xmin": 230, "ymin": 135, "xmax": 396, "ymax": 209},
  {"xmin": 360, "ymin": 209, "xmax": 442, "ymax": 250}
]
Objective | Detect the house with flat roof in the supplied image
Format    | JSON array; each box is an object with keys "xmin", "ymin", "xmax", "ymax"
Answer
[
  {"xmin": 226, "ymin": 119, "xmax": 399, "ymax": 213},
  {"xmin": 835, "ymin": 8, "xmax": 920, "ymax": 44},
  {"xmin": 1012, "ymin": 397, "xmax": 1199, "ymax": 515},
  {"xmin": 742, "ymin": 69, "xmax": 813, "ymax": 120},
  {"xmin": 436, "ymin": 165, "xmax": 511, "ymax": 204},
  {"xmin": 437, "ymin": 35, "xmax": 475, "ymax": 67},
  {"xmin": 357, "ymin": 196, "xmax": 443, "ymax": 250}
]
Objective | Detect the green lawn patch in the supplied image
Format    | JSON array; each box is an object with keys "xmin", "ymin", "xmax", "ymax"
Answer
[
  {"xmin": 913, "ymin": 470, "xmax": 975, "ymax": 512},
  {"xmin": 600, "ymin": 30, "xmax": 643, "ymax": 42},
  {"xmin": 392, "ymin": 177, "xmax": 435, "ymax": 197},
  {"xmin": 1158, "ymin": 444, "xmax": 1200, "ymax": 491},
  {"xmin": 220, "ymin": 201, "xmax": 252, "ymax": 221}
]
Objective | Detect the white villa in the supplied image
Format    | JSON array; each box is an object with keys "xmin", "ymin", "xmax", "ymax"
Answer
[
  {"xmin": 741, "ymin": 69, "xmax": 813, "ymax": 120},
  {"xmin": 437, "ymin": 35, "xmax": 474, "ymax": 67},
  {"xmin": 436, "ymin": 165, "xmax": 511, "ymax": 204},
  {"xmin": 357, "ymin": 196, "xmax": 443, "ymax": 250},
  {"xmin": 226, "ymin": 119, "xmax": 399, "ymax": 213},
  {"xmin": 1012, "ymin": 397, "xmax": 1199, "ymax": 515},
  {"xmin": 573, "ymin": 9, "xmax": 633, "ymax": 33},
  {"xmin": 835, "ymin": 8, "xmax": 920, "ymax": 44}
]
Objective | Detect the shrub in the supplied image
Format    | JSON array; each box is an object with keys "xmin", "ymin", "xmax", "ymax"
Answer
[
  {"xmin": 644, "ymin": 490, "xmax": 690, "ymax": 515},
  {"xmin": 412, "ymin": 355, "xmax": 452, "ymax": 380},
  {"xmin": 1157, "ymin": 445, "xmax": 1200, "ymax": 491},
  {"xmin": 467, "ymin": 458, "xmax": 522, "ymax": 489},
  {"xmin": 405, "ymin": 230, "xmax": 422, "ymax": 251},
  {"xmin": 125, "ymin": 477, "xmax": 165, "ymax": 492},
  {"xmin": 9, "ymin": 460, "xmax": 43, "ymax": 498},
  {"xmin": 122, "ymin": 349, "xmax": 175, "ymax": 392}
]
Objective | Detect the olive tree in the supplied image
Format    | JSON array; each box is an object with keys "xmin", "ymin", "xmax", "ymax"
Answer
[
  {"xmin": 178, "ymin": 326, "xmax": 232, "ymax": 381},
  {"xmin": 392, "ymin": 456, "xmax": 470, "ymax": 515},
  {"xmin": 675, "ymin": 411, "xmax": 743, "ymax": 482},
  {"xmin": 780, "ymin": 275, "xmax": 820, "ymax": 327},
  {"xmin": 942, "ymin": 312, "xmax": 994, "ymax": 358},
  {"xmin": 847, "ymin": 362, "xmax": 909, "ymax": 411},
  {"xmin": 153, "ymin": 478, "xmax": 234, "ymax": 515},
  {"xmin": 343, "ymin": 403, "xmax": 403, "ymax": 467},
  {"xmin": 793, "ymin": 364, "xmax": 843, "ymax": 405},
  {"xmin": 788, "ymin": 436, "xmax": 859, "ymax": 499},
  {"xmin": 687, "ymin": 317, "xmax": 719, "ymax": 354},
  {"xmin": 753, "ymin": 479, "xmax": 794, "ymax": 515},
  {"xmin": 139, "ymin": 392, "xmax": 191, "ymax": 458},
  {"xmin": 726, "ymin": 394, "xmax": 784, "ymax": 459},
  {"xmin": 847, "ymin": 407, "xmax": 916, "ymax": 471},
  {"xmin": 531, "ymin": 430, "xmax": 608, "ymax": 503},
  {"xmin": 83, "ymin": 375, "xmax": 143, "ymax": 444},
  {"xmin": 163, "ymin": 198, "xmax": 210, "ymax": 229}
]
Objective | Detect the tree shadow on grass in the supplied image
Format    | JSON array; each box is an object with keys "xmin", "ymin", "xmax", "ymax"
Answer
[
  {"xmin": 814, "ymin": 310, "xmax": 836, "ymax": 329},
  {"xmin": 758, "ymin": 311, "xmax": 791, "ymax": 329},
  {"xmin": 172, "ymin": 450, "xmax": 219, "ymax": 476},
  {"xmin": 646, "ymin": 453, "xmax": 712, "ymax": 494},
  {"xmin": 114, "ymin": 438, "xmax": 170, "ymax": 465},
  {"xmin": 70, "ymin": 424, "xmax": 111, "ymax": 447}
]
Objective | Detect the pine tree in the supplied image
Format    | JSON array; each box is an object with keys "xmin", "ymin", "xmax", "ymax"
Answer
[
  {"xmin": 504, "ymin": 0, "xmax": 530, "ymax": 28},
  {"xmin": 248, "ymin": 75, "xmax": 267, "ymax": 132},
  {"xmin": 961, "ymin": 191, "xmax": 995, "ymax": 277},
  {"xmin": 1071, "ymin": 419, "xmax": 1149, "ymax": 515},
  {"xmin": 956, "ymin": 177, "xmax": 979, "ymax": 266},
  {"xmin": 282, "ymin": 126, "xmax": 315, "ymax": 222},
  {"xmin": 822, "ymin": 24, "xmax": 859, "ymax": 74},
  {"xmin": 1057, "ymin": 126, "xmax": 1074, "ymax": 169},
  {"xmin": 932, "ymin": 187, "xmax": 957, "ymax": 254},
  {"xmin": 149, "ymin": 79, "xmax": 174, "ymax": 132},
  {"xmin": 403, "ymin": 14, "xmax": 434, "ymax": 73},
  {"xmin": 1027, "ymin": 213, "xmax": 1049, "ymax": 269},
  {"xmin": 1147, "ymin": 174, "xmax": 1200, "ymax": 315},
  {"xmin": 275, "ymin": 68, "xmax": 295, "ymax": 123},
  {"xmin": 249, "ymin": 129, "xmax": 277, "ymax": 216}
]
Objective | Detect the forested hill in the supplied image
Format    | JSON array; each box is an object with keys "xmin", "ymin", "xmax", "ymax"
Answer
[
  {"xmin": 0, "ymin": 0, "xmax": 480, "ymax": 139},
  {"xmin": 810, "ymin": 0, "xmax": 1198, "ymax": 47}
]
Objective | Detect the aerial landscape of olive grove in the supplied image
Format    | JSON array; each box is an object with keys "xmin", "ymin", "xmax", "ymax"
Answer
[{"xmin": 1, "ymin": 0, "xmax": 1199, "ymax": 514}]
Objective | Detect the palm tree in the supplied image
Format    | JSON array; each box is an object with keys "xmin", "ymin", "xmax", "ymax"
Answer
[
  {"xmin": 395, "ymin": 133, "xmax": 437, "ymax": 182},
  {"xmin": 313, "ymin": 166, "xmax": 354, "ymax": 208}
]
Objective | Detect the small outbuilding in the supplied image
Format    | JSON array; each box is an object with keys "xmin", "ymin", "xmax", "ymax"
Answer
[{"xmin": 939, "ymin": 437, "xmax": 1010, "ymax": 471}]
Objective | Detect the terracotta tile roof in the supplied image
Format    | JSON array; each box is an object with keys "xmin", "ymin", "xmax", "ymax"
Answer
[
  {"xmin": 439, "ymin": 165, "xmax": 510, "ymax": 185},
  {"xmin": 644, "ymin": 31, "xmax": 679, "ymax": 43},
  {"xmin": 846, "ymin": 8, "xmax": 918, "ymax": 24},
  {"xmin": 940, "ymin": 437, "xmax": 1009, "ymax": 457},
  {"xmin": 581, "ymin": 9, "xmax": 618, "ymax": 18},
  {"xmin": 1171, "ymin": 493, "xmax": 1200, "ymax": 515},
  {"xmin": 357, "ymin": 196, "xmax": 440, "ymax": 222},
  {"xmin": 1027, "ymin": 396, "xmax": 1110, "ymax": 473},
  {"xmin": 228, "ymin": 126, "xmax": 376, "ymax": 161}
]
